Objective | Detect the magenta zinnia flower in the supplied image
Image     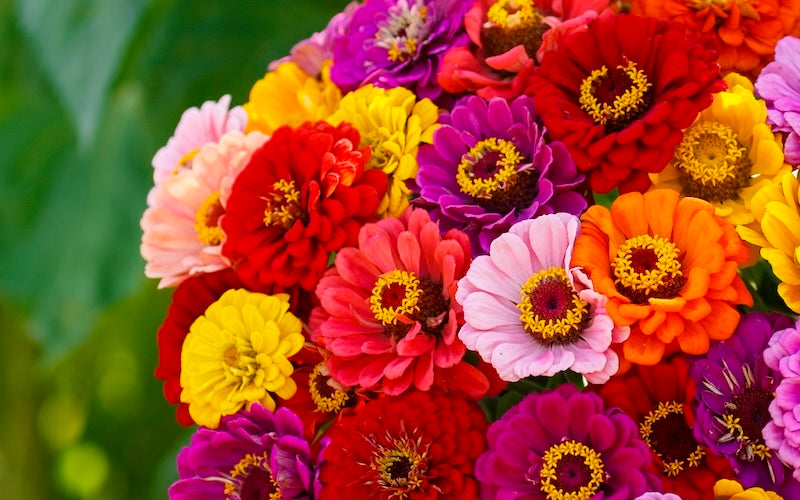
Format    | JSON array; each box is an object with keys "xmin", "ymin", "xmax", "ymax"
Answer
[
  {"xmin": 755, "ymin": 36, "xmax": 800, "ymax": 167},
  {"xmin": 690, "ymin": 312, "xmax": 800, "ymax": 497},
  {"xmin": 152, "ymin": 95, "xmax": 248, "ymax": 184},
  {"xmin": 169, "ymin": 405, "xmax": 318, "ymax": 500},
  {"xmin": 456, "ymin": 213, "xmax": 628, "ymax": 383},
  {"xmin": 476, "ymin": 383, "xmax": 660, "ymax": 498},
  {"xmin": 415, "ymin": 95, "xmax": 587, "ymax": 255},
  {"xmin": 763, "ymin": 318, "xmax": 800, "ymax": 483},
  {"xmin": 311, "ymin": 207, "xmax": 493, "ymax": 398}
]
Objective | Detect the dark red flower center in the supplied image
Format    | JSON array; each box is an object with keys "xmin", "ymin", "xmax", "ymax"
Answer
[
  {"xmin": 371, "ymin": 438, "xmax": 429, "ymax": 495},
  {"xmin": 240, "ymin": 468, "xmax": 280, "ymax": 500},
  {"xmin": 518, "ymin": 267, "xmax": 590, "ymax": 345},
  {"xmin": 539, "ymin": 440, "xmax": 605, "ymax": 500},
  {"xmin": 195, "ymin": 191, "xmax": 226, "ymax": 245},
  {"xmin": 309, "ymin": 363, "xmax": 352, "ymax": 414},
  {"xmin": 613, "ymin": 234, "xmax": 686, "ymax": 304},
  {"xmin": 483, "ymin": 0, "xmax": 549, "ymax": 59},
  {"xmin": 639, "ymin": 401, "xmax": 706, "ymax": 477},
  {"xmin": 225, "ymin": 453, "xmax": 281, "ymax": 500},
  {"xmin": 579, "ymin": 61, "xmax": 652, "ymax": 132},
  {"xmin": 721, "ymin": 384, "xmax": 775, "ymax": 462},
  {"xmin": 370, "ymin": 270, "xmax": 449, "ymax": 340}
]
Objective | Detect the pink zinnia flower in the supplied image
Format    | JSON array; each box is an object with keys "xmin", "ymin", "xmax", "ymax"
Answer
[
  {"xmin": 311, "ymin": 207, "xmax": 493, "ymax": 398},
  {"xmin": 141, "ymin": 130, "xmax": 267, "ymax": 288},
  {"xmin": 455, "ymin": 213, "xmax": 628, "ymax": 383},
  {"xmin": 151, "ymin": 95, "xmax": 248, "ymax": 184}
]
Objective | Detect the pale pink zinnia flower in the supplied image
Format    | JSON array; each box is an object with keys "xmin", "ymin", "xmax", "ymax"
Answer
[
  {"xmin": 141, "ymin": 130, "xmax": 267, "ymax": 288},
  {"xmin": 310, "ymin": 207, "xmax": 494, "ymax": 398},
  {"xmin": 455, "ymin": 213, "xmax": 628, "ymax": 383},
  {"xmin": 151, "ymin": 95, "xmax": 248, "ymax": 184}
]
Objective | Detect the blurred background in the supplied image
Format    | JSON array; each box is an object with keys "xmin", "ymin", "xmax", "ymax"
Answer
[{"xmin": 0, "ymin": 0, "xmax": 349, "ymax": 498}]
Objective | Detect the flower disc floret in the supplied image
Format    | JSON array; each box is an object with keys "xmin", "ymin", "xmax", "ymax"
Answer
[
  {"xmin": 612, "ymin": 234, "xmax": 686, "ymax": 304},
  {"xmin": 579, "ymin": 61, "xmax": 652, "ymax": 131},
  {"xmin": 539, "ymin": 440, "xmax": 605, "ymax": 500},
  {"xmin": 179, "ymin": 289, "xmax": 304, "ymax": 428},
  {"xmin": 518, "ymin": 267, "xmax": 590, "ymax": 344}
]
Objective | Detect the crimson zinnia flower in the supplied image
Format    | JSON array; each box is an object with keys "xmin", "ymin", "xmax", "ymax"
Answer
[
  {"xmin": 527, "ymin": 13, "xmax": 724, "ymax": 193},
  {"xmin": 319, "ymin": 389, "xmax": 487, "ymax": 499},
  {"xmin": 221, "ymin": 121, "xmax": 388, "ymax": 291}
]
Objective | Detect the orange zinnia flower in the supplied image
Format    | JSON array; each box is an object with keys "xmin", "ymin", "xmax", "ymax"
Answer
[
  {"xmin": 631, "ymin": 0, "xmax": 800, "ymax": 77},
  {"xmin": 572, "ymin": 189, "xmax": 753, "ymax": 365}
]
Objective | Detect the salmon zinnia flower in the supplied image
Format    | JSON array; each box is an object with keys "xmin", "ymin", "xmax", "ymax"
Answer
[
  {"xmin": 631, "ymin": 0, "xmax": 800, "ymax": 78},
  {"xmin": 572, "ymin": 189, "xmax": 753, "ymax": 365},
  {"xmin": 527, "ymin": 14, "xmax": 724, "ymax": 193}
]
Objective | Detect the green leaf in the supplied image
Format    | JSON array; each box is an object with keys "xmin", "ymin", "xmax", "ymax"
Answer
[{"xmin": 15, "ymin": 0, "xmax": 146, "ymax": 145}]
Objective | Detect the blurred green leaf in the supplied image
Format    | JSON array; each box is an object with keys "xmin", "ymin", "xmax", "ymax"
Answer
[{"xmin": 15, "ymin": 0, "xmax": 146, "ymax": 144}]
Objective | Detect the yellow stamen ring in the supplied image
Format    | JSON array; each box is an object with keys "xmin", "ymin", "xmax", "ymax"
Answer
[
  {"xmin": 370, "ymin": 269, "xmax": 422, "ymax": 326},
  {"xmin": 539, "ymin": 440, "xmax": 605, "ymax": 500},
  {"xmin": 579, "ymin": 61, "xmax": 651, "ymax": 128},
  {"xmin": 263, "ymin": 179, "xmax": 302, "ymax": 229},
  {"xmin": 456, "ymin": 137, "xmax": 523, "ymax": 199}
]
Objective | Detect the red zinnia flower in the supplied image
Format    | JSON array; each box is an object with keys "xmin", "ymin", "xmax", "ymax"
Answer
[
  {"xmin": 527, "ymin": 13, "xmax": 724, "ymax": 193},
  {"xmin": 319, "ymin": 389, "xmax": 487, "ymax": 499},
  {"xmin": 221, "ymin": 121, "xmax": 388, "ymax": 291},
  {"xmin": 155, "ymin": 269, "xmax": 309, "ymax": 425},
  {"xmin": 593, "ymin": 356, "xmax": 734, "ymax": 499}
]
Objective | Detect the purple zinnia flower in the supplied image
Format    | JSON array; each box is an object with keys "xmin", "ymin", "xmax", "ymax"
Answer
[
  {"xmin": 329, "ymin": 0, "xmax": 470, "ymax": 101},
  {"xmin": 755, "ymin": 36, "xmax": 800, "ymax": 167},
  {"xmin": 169, "ymin": 405, "xmax": 319, "ymax": 500},
  {"xmin": 476, "ymin": 383, "xmax": 660, "ymax": 499},
  {"xmin": 762, "ymin": 318, "xmax": 800, "ymax": 483},
  {"xmin": 690, "ymin": 312, "xmax": 800, "ymax": 497},
  {"xmin": 415, "ymin": 95, "xmax": 587, "ymax": 255},
  {"xmin": 268, "ymin": 1, "xmax": 359, "ymax": 77}
]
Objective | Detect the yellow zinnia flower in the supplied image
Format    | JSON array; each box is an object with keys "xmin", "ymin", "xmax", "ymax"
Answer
[
  {"xmin": 738, "ymin": 170, "xmax": 800, "ymax": 312},
  {"xmin": 713, "ymin": 479, "xmax": 783, "ymax": 500},
  {"xmin": 649, "ymin": 73, "xmax": 791, "ymax": 226},
  {"xmin": 327, "ymin": 84, "xmax": 439, "ymax": 218},
  {"xmin": 180, "ymin": 289, "xmax": 304, "ymax": 428},
  {"xmin": 244, "ymin": 61, "xmax": 341, "ymax": 135}
]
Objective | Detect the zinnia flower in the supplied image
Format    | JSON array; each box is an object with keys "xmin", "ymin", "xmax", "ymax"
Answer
[
  {"xmin": 690, "ymin": 312, "xmax": 800, "ymax": 497},
  {"xmin": 141, "ymin": 130, "xmax": 268, "ymax": 288},
  {"xmin": 319, "ymin": 389, "xmax": 487, "ymax": 499},
  {"xmin": 438, "ymin": 0, "xmax": 611, "ymax": 99},
  {"xmin": 631, "ymin": 0, "xmax": 800, "ymax": 77},
  {"xmin": 221, "ymin": 121, "xmax": 388, "ymax": 292},
  {"xmin": 415, "ymin": 95, "xmax": 587, "ymax": 255},
  {"xmin": 572, "ymin": 189, "xmax": 753, "ymax": 366},
  {"xmin": 649, "ymin": 73, "xmax": 791, "ymax": 227},
  {"xmin": 593, "ymin": 356, "xmax": 734, "ymax": 499},
  {"xmin": 476, "ymin": 383, "xmax": 660, "ymax": 498},
  {"xmin": 244, "ymin": 62, "xmax": 341, "ymax": 135},
  {"xmin": 169, "ymin": 405, "xmax": 318, "ymax": 499},
  {"xmin": 311, "ymin": 207, "xmax": 493, "ymax": 398},
  {"xmin": 737, "ymin": 171, "xmax": 800, "ymax": 312},
  {"xmin": 327, "ymin": 84, "xmax": 439, "ymax": 218},
  {"xmin": 755, "ymin": 35, "xmax": 800, "ymax": 167},
  {"xmin": 456, "ymin": 213, "xmax": 628, "ymax": 383},
  {"xmin": 714, "ymin": 479, "xmax": 784, "ymax": 500},
  {"xmin": 527, "ymin": 13, "xmax": 724, "ymax": 193},
  {"xmin": 762, "ymin": 318, "xmax": 800, "ymax": 483},
  {"xmin": 151, "ymin": 94, "xmax": 247, "ymax": 184},
  {"xmin": 329, "ymin": 0, "xmax": 471, "ymax": 102},
  {"xmin": 180, "ymin": 289, "xmax": 305, "ymax": 428}
]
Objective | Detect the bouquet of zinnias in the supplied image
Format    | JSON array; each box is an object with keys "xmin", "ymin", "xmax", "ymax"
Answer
[{"xmin": 140, "ymin": 0, "xmax": 800, "ymax": 498}]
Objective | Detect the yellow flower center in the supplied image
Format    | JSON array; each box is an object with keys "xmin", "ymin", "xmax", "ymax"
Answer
[
  {"xmin": 223, "ymin": 452, "xmax": 282, "ymax": 500},
  {"xmin": 612, "ymin": 234, "xmax": 686, "ymax": 304},
  {"xmin": 517, "ymin": 267, "xmax": 590, "ymax": 345},
  {"xmin": 263, "ymin": 179, "xmax": 302, "ymax": 229},
  {"xmin": 375, "ymin": 1, "xmax": 428, "ymax": 62},
  {"xmin": 539, "ymin": 440, "xmax": 605, "ymax": 500},
  {"xmin": 639, "ymin": 401, "xmax": 706, "ymax": 477},
  {"xmin": 371, "ymin": 437, "xmax": 429, "ymax": 496},
  {"xmin": 174, "ymin": 148, "xmax": 200, "ymax": 174},
  {"xmin": 486, "ymin": 0, "xmax": 542, "ymax": 29},
  {"xmin": 309, "ymin": 362, "xmax": 351, "ymax": 414},
  {"xmin": 579, "ymin": 61, "xmax": 652, "ymax": 132},
  {"xmin": 483, "ymin": 0, "xmax": 548, "ymax": 58},
  {"xmin": 457, "ymin": 138, "xmax": 522, "ymax": 198},
  {"xmin": 195, "ymin": 190, "xmax": 226, "ymax": 245},
  {"xmin": 674, "ymin": 121, "xmax": 752, "ymax": 203},
  {"xmin": 370, "ymin": 269, "xmax": 422, "ymax": 325}
]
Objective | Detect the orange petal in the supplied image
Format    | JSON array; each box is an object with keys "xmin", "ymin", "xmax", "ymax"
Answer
[
  {"xmin": 623, "ymin": 328, "xmax": 666, "ymax": 365},
  {"xmin": 611, "ymin": 191, "xmax": 648, "ymax": 238},
  {"xmin": 648, "ymin": 296, "xmax": 687, "ymax": 312},
  {"xmin": 618, "ymin": 303, "xmax": 654, "ymax": 320},
  {"xmin": 644, "ymin": 189, "xmax": 679, "ymax": 239},
  {"xmin": 700, "ymin": 302, "xmax": 740, "ymax": 341},
  {"xmin": 708, "ymin": 261, "xmax": 739, "ymax": 290},
  {"xmin": 676, "ymin": 322, "xmax": 711, "ymax": 355},
  {"xmin": 639, "ymin": 310, "xmax": 666, "ymax": 335},
  {"xmin": 605, "ymin": 299, "xmax": 640, "ymax": 327},
  {"xmin": 679, "ymin": 297, "xmax": 712, "ymax": 321},
  {"xmin": 680, "ymin": 267, "xmax": 710, "ymax": 300}
]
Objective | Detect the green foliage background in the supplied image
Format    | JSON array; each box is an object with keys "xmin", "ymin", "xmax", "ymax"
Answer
[{"xmin": 0, "ymin": 1, "xmax": 349, "ymax": 498}]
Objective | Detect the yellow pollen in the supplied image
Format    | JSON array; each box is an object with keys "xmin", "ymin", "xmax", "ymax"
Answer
[
  {"xmin": 371, "ymin": 438, "xmax": 428, "ymax": 496},
  {"xmin": 388, "ymin": 38, "xmax": 418, "ymax": 62},
  {"xmin": 195, "ymin": 190, "xmax": 226, "ymax": 245},
  {"xmin": 370, "ymin": 270, "xmax": 421, "ymax": 325},
  {"xmin": 263, "ymin": 179, "xmax": 302, "ymax": 229},
  {"xmin": 456, "ymin": 137, "xmax": 523, "ymax": 199},
  {"xmin": 486, "ymin": 0, "xmax": 542, "ymax": 29},
  {"xmin": 686, "ymin": 0, "xmax": 733, "ymax": 9},
  {"xmin": 539, "ymin": 440, "xmax": 605, "ymax": 500},
  {"xmin": 173, "ymin": 148, "xmax": 199, "ymax": 174},
  {"xmin": 517, "ymin": 267, "xmax": 589, "ymax": 343},
  {"xmin": 719, "ymin": 412, "xmax": 773, "ymax": 461},
  {"xmin": 612, "ymin": 234, "xmax": 684, "ymax": 300},
  {"xmin": 674, "ymin": 121, "xmax": 751, "ymax": 202},
  {"xmin": 224, "ymin": 452, "xmax": 282, "ymax": 500},
  {"xmin": 639, "ymin": 401, "xmax": 706, "ymax": 477},
  {"xmin": 579, "ymin": 61, "xmax": 651, "ymax": 127},
  {"xmin": 308, "ymin": 363, "xmax": 351, "ymax": 414}
]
